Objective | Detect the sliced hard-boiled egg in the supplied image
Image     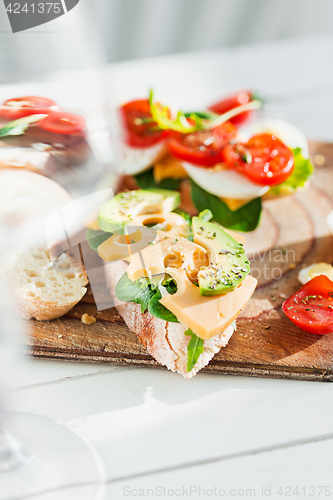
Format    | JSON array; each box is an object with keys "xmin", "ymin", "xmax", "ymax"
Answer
[
  {"xmin": 184, "ymin": 118, "xmax": 308, "ymax": 200},
  {"xmin": 116, "ymin": 141, "xmax": 167, "ymax": 176},
  {"xmin": 182, "ymin": 161, "xmax": 270, "ymax": 200},
  {"xmin": 245, "ymin": 118, "xmax": 309, "ymax": 158},
  {"xmin": 298, "ymin": 263, "xmax": 333, "ymax": 285}
]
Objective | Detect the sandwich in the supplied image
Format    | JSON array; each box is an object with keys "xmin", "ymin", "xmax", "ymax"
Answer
[
  {"xmin": 86, "ymin": 188, "xmax": 257, "ymax": 378},
  {"xmin": 115, "ymin": 89, "xmax": 314, "ymax": 233}
]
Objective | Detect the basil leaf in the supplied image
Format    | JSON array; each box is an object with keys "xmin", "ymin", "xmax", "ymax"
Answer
[
  {"xmin": 148, "ymin": 291, "xmax": 179, "ymax": 323},
  {"xmin": 135, "ymin": 169, "xmax": 183, "ymax": 190},
  {"xmin": 115, "ymin": 272, "xmax": 156, "ymax": 314},
  {"xmin": 162, "ymin": 276, "xmax": 178, "ymax": 295},
  {"xmin": 0, "ymin": 114, "xmax": 47, "ymax": 138},
  {"xmin": 185, "ymin": 328, "xmax": 204, "ymax": 372},
  {"xmin": 85, "ymin": 228, "xmax": 111, "ymax": 253},
  {"xmin": 268, "ymin": 148, "xmax": 314, "ymax": 196},
  {"xmin": 191, "ymin": 181, "xmax": 262, "ymax": 232}
]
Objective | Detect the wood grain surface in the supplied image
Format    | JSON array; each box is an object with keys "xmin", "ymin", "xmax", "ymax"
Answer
[{"xmin": 26, "ymin": 140, "xmax": 333, "ymax": 381}]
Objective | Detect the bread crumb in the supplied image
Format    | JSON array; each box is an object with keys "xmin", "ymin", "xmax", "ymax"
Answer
[
  {"xmin": 58, "ymin": 334, "xmax": 63, "ymax": 338},
  {"xmin": 279, "ymin": 293, "xmax": 287, "ymax": 299},
  {"xmin": 81, "ymin": 313, "xmax": 96, "ymax": 325},
  {"xmin": 289, "ymin": 262, "xmax": 296, "ymax": 270}
]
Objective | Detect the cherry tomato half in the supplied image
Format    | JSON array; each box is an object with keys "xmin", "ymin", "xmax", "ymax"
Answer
[
  {"xmin": 208, "ymin": 90, "xmax": 255, "ymax": 126},
  {"xmin": 283, "ymin": 275, "xmax": 333, "ymax": 335},
  {"xmin": 38, "ymin": 112, "xmax": 86, "ymax": 135},
  {"xmin": 0, "ymin": 96, "xmax": 60, "ymax": 121},
  {"xmin": 168, "ymin": 122, "xmax": 237, "ymax": 167},
  {"xmin": 119, "ymin": 99, "xmax": 168, "ymax": 149},
  {"xmin": 223, "ymin": 133, "xmax": 294, "ymax": 186}
]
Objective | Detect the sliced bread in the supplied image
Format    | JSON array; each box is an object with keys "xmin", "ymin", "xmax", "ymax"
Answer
[
  {"xmin": 1, "ymin": 248, "xmax": 88, "ymax": 321},
  {"xmin": 108, "ymin": 260, "xmax": 234, "ymax": 379}
]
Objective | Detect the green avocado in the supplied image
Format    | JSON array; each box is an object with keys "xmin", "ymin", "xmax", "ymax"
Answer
[
  {"xmin": 192, "ymin": 217, "xmax": 250, "ymax": 296},
  {"xmin": 97, "ymin": 189, "xmax": 180, "ymax": 233}
]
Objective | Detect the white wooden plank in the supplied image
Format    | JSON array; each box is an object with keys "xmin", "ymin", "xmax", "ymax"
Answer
[
  {"xmin": 13, "ymin": 357, "xmax": 118, "ymax": 388},
  {"xmin": 105, "ymin": 438, "xmax": 333, "ymax": 500},
  {"xmin": 9, "ymin": 368, "xmax": 333, "ymax": 481}
]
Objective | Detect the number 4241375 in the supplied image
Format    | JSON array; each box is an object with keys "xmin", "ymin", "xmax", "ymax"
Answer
[{"xmin": 6, "ymin": 3, "xmax": 62, "ymax": 14}]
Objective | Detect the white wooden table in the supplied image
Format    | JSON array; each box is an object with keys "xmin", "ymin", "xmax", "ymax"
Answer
[{"xmin": 8, "ymin": 35, "xmax": 333, "ymax": 499}]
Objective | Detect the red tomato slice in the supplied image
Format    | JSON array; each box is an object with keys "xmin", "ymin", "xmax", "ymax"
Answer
[
  {"xmin": 0, "ymin": 96, "xmax": 60, "ymax": 120},
  {"xmin": 168, "ymin": 122, "xmax": 237, "ymax": 167},
  {"xmin": 223, "ymin": 133, "xmax": 294, "ymax": 186},
  {"xmin": 39, "ymin": 112, "xmax": 86, "ymax": 135},
  {"xmin": 283, "ymin": 275, "xmax": 333, "ymax": 335},
  {"xmin": 119, "ymin": 99, "xmax": 168, "ymax": 149},
  {"xmin": 208, "ymin": 90, "xmax": 255, "ymax": 126}
]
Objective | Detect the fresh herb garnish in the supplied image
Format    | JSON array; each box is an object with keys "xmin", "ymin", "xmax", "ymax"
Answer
[
  {"xmin": 115, "ymin": 271, "xmax": 178, "ymax": 321},
  {"xmin": 0, "ymin": 114, "xmax": 47, "ymax": 138},
  {"xmin": 191, "ymin": 181, "xmax": 262, "ymax": 232},
  {"xmin": 198, "ymin": 209, "xmax": 213, "ymax": 222},
  {"xmin": 185, "ymin": 328, "xmax": 204, "ymax": 372}
]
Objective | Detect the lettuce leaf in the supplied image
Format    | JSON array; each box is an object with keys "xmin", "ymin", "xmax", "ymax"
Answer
[
  {"xmin": 268, "ymin": 148, "xmax": 314, "ymax": 196},
  {"xmin": 185, "ymin": 329, "xmax": 204, "ymax": 372},
  {"xmin": 191, "ymin": 180, "xmax": 262, "ymax": 232}
]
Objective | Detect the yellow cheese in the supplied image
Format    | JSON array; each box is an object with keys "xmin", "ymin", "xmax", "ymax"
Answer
[
  {"xmin": 126, "ymin": 232, "xmax": 257, "ymax": 340},
  {"xmin": 84, "ymin": 213, "xmax": 100, "ymax": 231},
  {"xmin": 153, "ymin": 155, "xmax": 188, "ymax": 183},
  {"xmin": 131, "ymin": 212, "xmax": 191, "ymax": 238},
  {"xmin": 220, "ymin": 197, "xmax": 253, "ymax": 211}
]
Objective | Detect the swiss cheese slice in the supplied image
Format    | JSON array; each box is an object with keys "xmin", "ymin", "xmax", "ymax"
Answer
[{"xmin": 126, "ymin": 232, "xmax": 257, "ymax": 340}]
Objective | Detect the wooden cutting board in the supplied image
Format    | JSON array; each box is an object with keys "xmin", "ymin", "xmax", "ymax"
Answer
[{"xmin": 26, "ymin": 141, "xmax": 333, "ymax": 382}]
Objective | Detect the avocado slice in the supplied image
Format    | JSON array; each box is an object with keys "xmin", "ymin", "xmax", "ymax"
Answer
[
  {"xmin": 98, "ymin": 189, "xmax": 180, "ymax": 233},
  {"xmin": 192, "ymin": 217, "xmax": 250, "ymax": 296}
]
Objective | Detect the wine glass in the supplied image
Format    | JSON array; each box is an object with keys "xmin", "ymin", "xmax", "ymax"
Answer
[{"xmin": 0, "ymin": 3, "xmax": 118, "ymax": 498}]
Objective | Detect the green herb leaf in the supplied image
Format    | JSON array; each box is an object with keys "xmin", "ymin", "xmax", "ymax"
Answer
[
  {"xmin": 185, "ymin": 329, "xmax": 204, "ymax": 372},
  {"xmin": 184, "ymin": 111, "xmax": 217, "ymax": 120},
  {"xmin": 135, "ymin": 168, "xmax": 183, "ymax": 190},
  {"xmin": 85, "ymin": 228, "xmax": 111, "ymax": 253},
  {"xmin": 162, "ymin": 276, "xmax": 178, "ymax": 295},
  {"xmin": 268, "ymin": 148, "xmax": 314, "ymax": 196},
  {"xmin": 0, "ymin": 114, "xmax": 47, "ymax": 137},
  {"xmin": 191, "ymin": 181, "xmax": 262, "ymax": 232},
  {"xmin": 148, "ymin": 291, "xmax": 179, "ymax": 323},
  {"xmin": 115, "ymin": 271, "xmax": 178, "ymax": 320},
  {"xmin": 149, "ymin": 89, "xmax": 200, "ymax": 133},
  {"xmin": 198, "ymin": 209, "xmax": 213, "ymax": 222},
  {"xmin": 115, "ymin": 272, "xmax": 156, "ymax": 314}
]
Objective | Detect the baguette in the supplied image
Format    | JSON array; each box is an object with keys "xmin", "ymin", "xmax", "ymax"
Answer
[
  {"xmin": 109, "ymin": 261, "xmax": 234, "ymax": 379},
  {"xmin": 1, "ymin": 247, "xmax": 88, "ymax": 321}
]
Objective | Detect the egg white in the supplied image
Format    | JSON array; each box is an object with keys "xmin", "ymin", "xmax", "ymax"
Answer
[
  {"xmin": 182, "ymin": 162, "xmax": 270, "ymax": 199},
  {"xmin": 183, "ymin": 118, "xmax": 309, "ymax": 200}
]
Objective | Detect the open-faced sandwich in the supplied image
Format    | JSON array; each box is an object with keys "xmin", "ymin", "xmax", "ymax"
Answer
[
  {"xmin": 116, "ymin": 90, "xmax": 314, "ymax": 233},
  {"xmin": 86, "ymin": 188, "xmax": 257, "ymax": 378}
]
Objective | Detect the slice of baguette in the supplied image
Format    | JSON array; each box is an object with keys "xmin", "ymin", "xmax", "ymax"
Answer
[
  {"xmin": 109, "ymin": 260, "xmax": 234, "ymax": 379},
  {"xmin": 1, "ymin": 248, "xmax": 88, "ymax": 321}
]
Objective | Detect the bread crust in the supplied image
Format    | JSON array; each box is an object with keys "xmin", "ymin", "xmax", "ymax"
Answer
[{"xmin": 1, "ymin": 248, "xmax": 88, "ymax": 321}]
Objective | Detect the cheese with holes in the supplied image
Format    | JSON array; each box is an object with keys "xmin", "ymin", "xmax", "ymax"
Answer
[{"xmin": 126, "ymin": 231, "xmax": 257, "ymax": 340}]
